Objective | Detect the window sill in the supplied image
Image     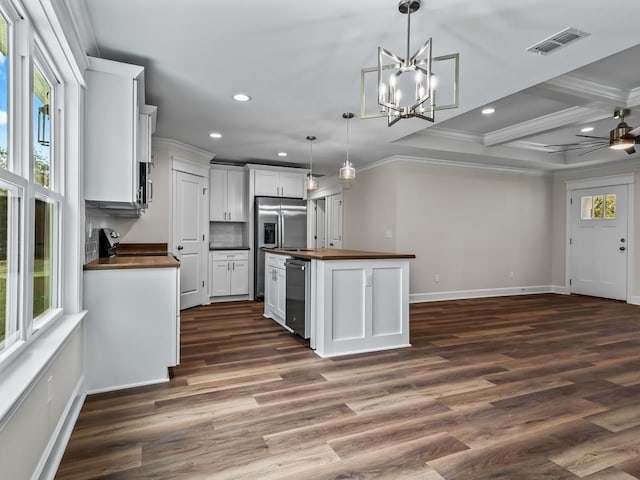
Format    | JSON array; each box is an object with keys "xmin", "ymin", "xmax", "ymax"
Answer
[{"xmin": 0, "ymin": 311, "xmax": 86, "ymax": 430}]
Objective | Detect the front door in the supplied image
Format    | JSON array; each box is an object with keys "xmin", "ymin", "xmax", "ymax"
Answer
[
  {"xmin": 173, "ymin": 170, "xmax": 207, "ymax": 309},
  {"xmin": 570, "ymin": 185, "xmax": 628, "ymax": 300}
]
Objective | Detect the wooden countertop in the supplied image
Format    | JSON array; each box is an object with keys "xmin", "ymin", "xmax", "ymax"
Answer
[
  {"xmin": 263, "ymin": 248, "xmax": 415, "ymax": 260},
  {"xmin": 84, "ymin": 255, "xmax": 180, "ymax": 270}
]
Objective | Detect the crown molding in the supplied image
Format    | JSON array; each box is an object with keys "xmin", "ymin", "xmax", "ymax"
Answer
[
  {"xmin": 153, "ymin": 137, "xmax": 215, "ymax": 162},
  {"xmin": 358, "ymin": 155, "xmax": 549, "ymax": 176},
  {"xmin": 417, "ymin": 127, "xmax": 483, "ymax": 144},
  {"xmin": 627, "ymin": 87, "xmax": 640, "ymax": 108},
  {"xmin": 545, "ymin": 74, "xmax": 629, "ymax": 105},
  {"xmin": 483, "ymin": 106, "xmax": 604, "ymax": 147}
]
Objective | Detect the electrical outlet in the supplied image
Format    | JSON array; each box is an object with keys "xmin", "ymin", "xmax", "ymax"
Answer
[
  {"xmin": 384, "ymin": 230, "xmax": 393, "ymax": 239},
  {"xmin": 435, "ymin": 273, "xmax": 440, "ymax": 282},
  {"xmin": 509, "ymin": 271, "xmax": 514, "ymax": 278}
]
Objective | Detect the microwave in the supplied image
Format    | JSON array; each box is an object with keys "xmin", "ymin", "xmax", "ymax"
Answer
[{"xmin": 138, "ymin": 162, "xmax": 153, "ymax": 206}]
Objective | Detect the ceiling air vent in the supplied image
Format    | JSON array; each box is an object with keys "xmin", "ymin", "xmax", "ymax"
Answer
[{"xmin": 527, "ymin": 27, "xmax": 590, "ymax": 56}]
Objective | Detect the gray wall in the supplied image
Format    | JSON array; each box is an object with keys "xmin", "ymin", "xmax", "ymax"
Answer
[{"xmin": 344, "ymin": 158, "xmax": 554, "ymax": 295}]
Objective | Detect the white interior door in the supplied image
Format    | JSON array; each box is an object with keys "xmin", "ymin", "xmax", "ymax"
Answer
[
  {"xmin": 315, "ymin": 198, "xmax": 326, "ymax": 248},
  {"xmin": 173, "ymin": 170, "xmax": 207, "ymax": 309},
  {"xmin": 570, "ymin": 185, "xmax": 628, "ymax": 300},
  {"xmin": 328, "ymin": 193, "xmax": 343, "ymax": 248}
]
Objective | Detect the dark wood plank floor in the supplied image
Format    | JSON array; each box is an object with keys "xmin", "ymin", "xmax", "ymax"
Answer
[{"xmin": 56, "ymin": 294, "xmax": 640, "ymax": 479}]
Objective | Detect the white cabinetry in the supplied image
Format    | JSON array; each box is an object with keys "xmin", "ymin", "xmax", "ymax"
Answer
[
  {"xmin": 84, "ymin": 266, "xmax": 180, "ymax": 393},
  {"xmin": 209, "ymin": 250, "xmax": 249, "ymax": 297},
  {"xmin": 85, "ymin": 56, "xmax": 147, "ymax": 208},
  {"xmin": 313, "ymin": 258, "xmax": 411, "ymax": 358},
  {"xmin": 255, "ymin": 170, "xmax": 305, "ymax": 198},
  {"xmin": 210, "ymin": 167, "xmax": 246, "ymax": 221},
  {"xmin": 264, "ymin": 253, "xmax": 288, "ymax": 324}
]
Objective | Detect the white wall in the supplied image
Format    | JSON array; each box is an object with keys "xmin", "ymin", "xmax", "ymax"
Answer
[
  {"xmin": 344, "ymin": 158, "xmax": 554, "ymax": 296},
  {"xmin": 343, "ymin": 163, "xmax": 398, "ymax": 252},
  {"xmin": 0, "ymin": 325, "xmax": 84, "ymax": 479},
  {"xmin": 112, "ymin": 140, "xmax": 213, "ymax": 244}
]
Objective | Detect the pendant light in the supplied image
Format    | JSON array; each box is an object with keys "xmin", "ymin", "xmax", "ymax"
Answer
[
  {"xmin": 306, "ymin": 135, "xmax": 318, "ymax": 191},
  {"xmin": 339, "ymin": 112, "xmax": 356, "ymax": 179}
]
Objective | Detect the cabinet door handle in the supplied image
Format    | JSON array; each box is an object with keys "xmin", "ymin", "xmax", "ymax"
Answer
[
  {"xmin": 228, "ymin": 211, "xmax": 231, "ymax": 220},
  {"xmin": 228, "ymin": 262, "xmax": 230, "ymax": 271},
  {"xmin": 233, "ymin": 262, "xmax": 235, "ymax": 271}
]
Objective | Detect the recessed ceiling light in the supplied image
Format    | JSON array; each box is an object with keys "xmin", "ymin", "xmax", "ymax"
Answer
[
  {"xmin": 581, "ymin": 126, "xmax": 594, "ymax": 133},
  {"xmin": 233, "ymin": 93, "xmax": 251, "ymax": 102},
  {"xmin": 277, "ymin": 152, "xmax": 287, "ymax": 157},
  {"xmin": 209, "ymin": 132, "xmax": 222, "ymax": 139},
  {"xmin": 481, "ymin": 107, "xmax": 495, "ymax": 115}
]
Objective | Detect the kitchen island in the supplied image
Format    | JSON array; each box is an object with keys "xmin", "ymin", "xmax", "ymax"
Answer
[{"xmin": 263, "ymin": 248, "xmax": 415, "ymax": 358}]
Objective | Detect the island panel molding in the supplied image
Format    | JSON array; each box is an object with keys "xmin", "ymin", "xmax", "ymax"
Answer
[{"xmin": 263, "ymin": 248, "xmax": 414, "ymax": 358}]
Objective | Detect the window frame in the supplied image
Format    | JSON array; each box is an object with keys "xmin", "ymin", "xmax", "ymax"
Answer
[{"xmin": 0, "ymin": 0, "xmax": 66, "ymax": 363}]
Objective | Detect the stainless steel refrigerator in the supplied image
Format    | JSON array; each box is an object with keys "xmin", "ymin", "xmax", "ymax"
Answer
[{"xmin": 254, "ymin": 196, "xmax": 307, "ymax": 300}]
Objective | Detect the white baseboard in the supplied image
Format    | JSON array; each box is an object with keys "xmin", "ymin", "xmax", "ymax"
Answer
[
  {"xmin": 314, "ymin": 343, "xmax": 412, "ymax": 358},
  {"xmin": 209, "ymin": 295, "xmax": 250, "ymax": 304},
  {"xmin": 627, "ymin": 296, "xmax": 640, "ymax": 305},
  {"xmin": 410, "ymin": 285, "xmax": 557, "ymax": 303},
  {"xmin": 34, "ymin": 376, "xmax": 86, "ymax": 480},
  {"xmin": 85, "ymin": 376, "xmax": 169, "ymax": 395},
  {"xmin": 550, "ymin": 285, "xmax": 569, "ymax": 295}
]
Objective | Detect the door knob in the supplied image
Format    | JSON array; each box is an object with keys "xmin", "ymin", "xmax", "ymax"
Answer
[
  {"xmin": 177, "ymin": 245, "xmax": 184, "ymax": 250},
  {"xmin": 621, "ymin": 238, "xmax": 626, "ymax": 242},
  {"xmin": 620, "ymin": 246, "xmax": 626, "ymax": 251}
]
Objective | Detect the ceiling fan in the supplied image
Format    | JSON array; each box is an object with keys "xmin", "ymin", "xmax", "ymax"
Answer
[{"xmin": 546, "ymin": 108, "xmax": 640, "ymax": 156}]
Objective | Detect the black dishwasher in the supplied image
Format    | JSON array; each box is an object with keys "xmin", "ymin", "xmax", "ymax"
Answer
[{"xmin": 285, "ymin": 258, "xmax": 310, "ymax": 339}]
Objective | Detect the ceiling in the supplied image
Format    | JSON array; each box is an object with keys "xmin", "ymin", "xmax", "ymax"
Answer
[{"xmin": 69, "ymin": 0, "xmax": 640, "ymax": 174}]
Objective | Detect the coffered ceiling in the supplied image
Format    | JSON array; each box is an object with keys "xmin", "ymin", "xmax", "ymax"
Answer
[{"xmin": 69, "ymin": 0, "xmax": 640, "ymax": 173}]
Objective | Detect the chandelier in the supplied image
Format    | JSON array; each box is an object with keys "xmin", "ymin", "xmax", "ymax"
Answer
[{"xmin": 360, "ymin": 0, "xmax": 460, "ymax": 127}]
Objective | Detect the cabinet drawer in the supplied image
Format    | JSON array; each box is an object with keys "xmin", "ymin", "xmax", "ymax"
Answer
[
  {"xmin": 211, "ymin": 250, "xmax": 249, "ymax": 261},
  {"xmin": 266, "ymin": 253, "xmax": 289, "ymax": 269}
]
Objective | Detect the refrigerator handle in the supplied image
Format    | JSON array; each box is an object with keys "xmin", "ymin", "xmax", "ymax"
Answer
[{"xmin": 280, "ymin": 210, "xmax": 285, "ymax": 247}]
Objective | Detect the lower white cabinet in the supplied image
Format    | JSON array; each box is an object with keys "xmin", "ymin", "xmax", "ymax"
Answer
[
  {"xmin": 264, "ymin": 253, "xmax": 288, "ymax": 324},
  {"xmin": 84, "ymin": 265, "xmax": 180, "ymax": 393},
  {"xmin": 209, "ymin": 250, "xmax": 249, "ymax": 297}
]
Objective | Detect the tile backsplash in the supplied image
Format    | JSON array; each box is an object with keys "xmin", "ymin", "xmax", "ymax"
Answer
[
  {"xmin": 210, "ymin": 222, "xmax": 247, "ymax": 248},
  {"xmin": 85, "ymin": 226, "xmax": 99, "ymax": 264}
]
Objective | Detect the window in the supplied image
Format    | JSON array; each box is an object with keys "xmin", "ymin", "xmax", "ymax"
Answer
[
  {"xmin": 0, "ymin": 11, "xmax": 8, "ymax": 171},
  {"xmin": 33, "ymin": 64, "xmax": 51, "ymax": 188},
  {"xmin": 0, "ymin": 180, "xmax": 21, "ymax": 351},
  {"xmin": 581, "ymin": 194, "xmax": 616, "ymax": 220},
  {"xmin": 33, "ymin": 197, "xmax": 53, "ymax": 318},
  {"xmin": 0, "ymin": 8, "xmax": 65, "ymax": 358}
]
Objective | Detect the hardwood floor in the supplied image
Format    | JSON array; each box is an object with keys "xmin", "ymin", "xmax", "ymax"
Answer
[{"xmin": 56, "ymin": 294, "xmax": 640, "ymax": 479}]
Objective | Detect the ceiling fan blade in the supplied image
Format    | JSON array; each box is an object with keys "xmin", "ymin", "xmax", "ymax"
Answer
[
  {"xmin": 546, "ymin": 144, "xmax": 605, "ymax": 153},
  {"xmin": 578, "ymin": 145, "xmax": 609, "ymax": 156},
  {"xmin": 624, "ymin": 146, "xmax": 636, "ymax": 155},
  {"xmin": 545, "ymin": 143, "xmax": 600, "ymax": 148},
  {"xmin": 630, "ymin": 125, "xmax": 640, "ymax": 136},
  {"xmin": 576, "ymin": 134, "xmax": 609, "ymax": 140}
]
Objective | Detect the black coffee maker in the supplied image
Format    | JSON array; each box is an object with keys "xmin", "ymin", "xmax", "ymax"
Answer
[{"xmin": 98, "ymin": 228, "xmax": 120, "ymax": 257}]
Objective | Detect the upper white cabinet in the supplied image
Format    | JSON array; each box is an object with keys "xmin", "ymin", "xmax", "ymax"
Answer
[
  {"xmin": 254, "ymin": 169, "xmax": 305, "ymax": 198},
  {"xmin": 210, "ymin": 166, "xmax": 246, "ymax": 221},
  {"xmin": 85, "ymin": 56, "xmax": 147, "ymax": 207}
]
